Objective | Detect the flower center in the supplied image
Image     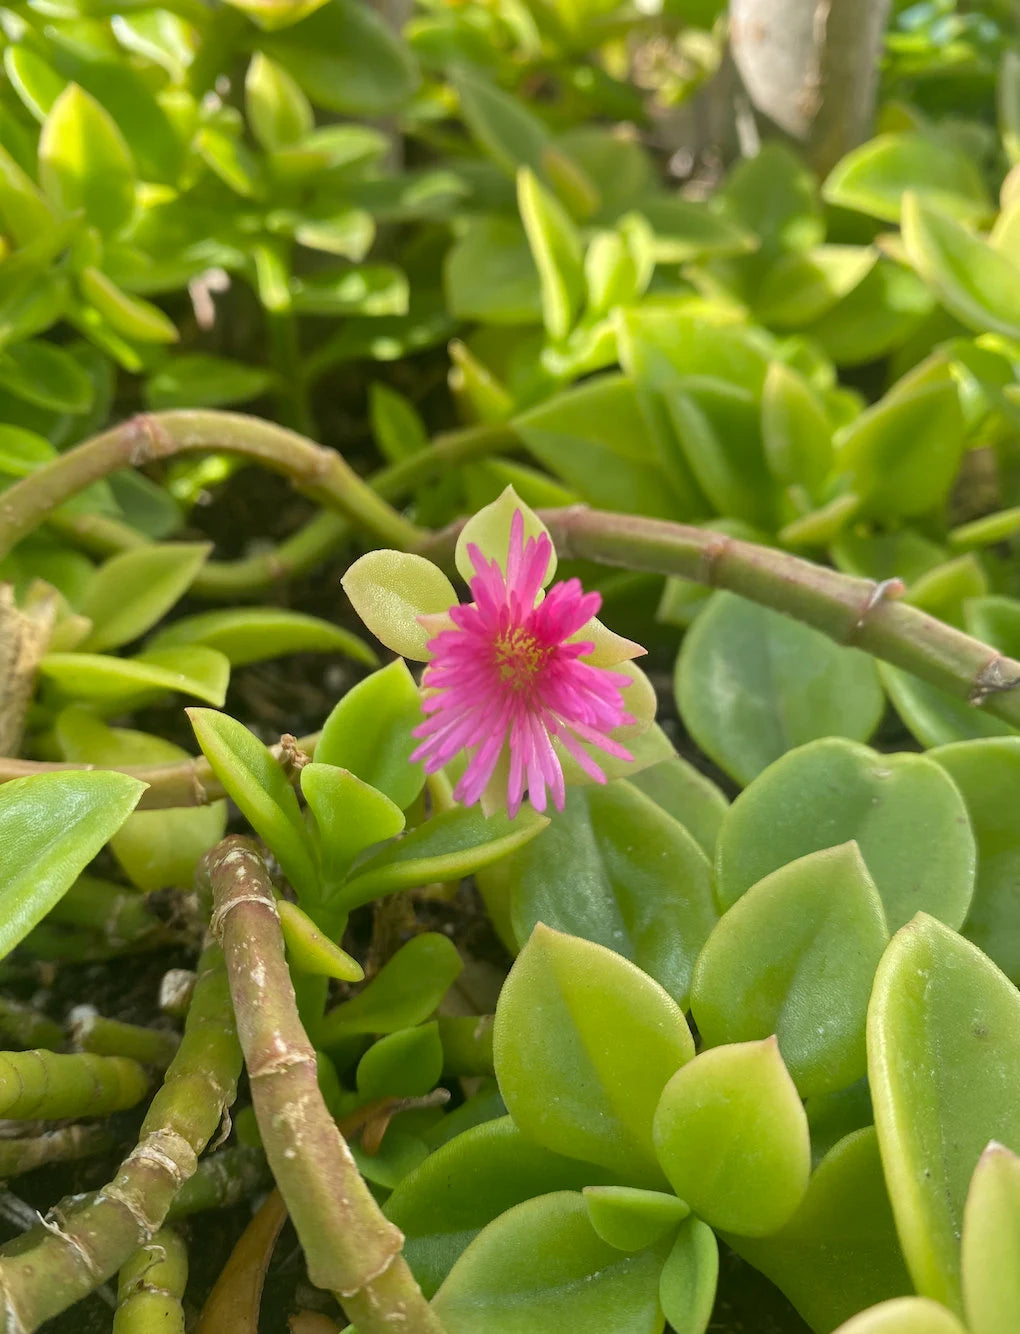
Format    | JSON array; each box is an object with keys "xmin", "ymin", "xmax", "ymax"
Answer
[{"xmin": 492, "ymin": 625, "xmax": 552, "ymax": 690}]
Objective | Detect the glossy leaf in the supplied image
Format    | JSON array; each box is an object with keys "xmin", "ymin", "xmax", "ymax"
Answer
[
  {"xmin": 961, "ymin": 1142, "xmax": 1020, "ymax": 1334},
  {"xmin": 0, "ymin": 771, "xmax": 145, "ymax": 959},
  {"xmin": 658, "ymin": 1217, "xmax": 718, "ymax": 1334},
  {"xmin": 188, "ymin": 708, "xmax": 318, "ymax": 901},
  {"xmin": 868, "ymin": 914, "xmax": 1020, "ymax": 1311},
  {"xmin": 144, "ymin": 356, "xmax": 276, "ymax": 411},
  {"xmin": 715, "ymin": 737, "xmax": 976, "ymax": 932},
  {"xmin": 823, "ymin": 134, "xmax": 991, "ymax": 224},
  {"xmin": 730, "ymin": 1127, "xmax": 912, "ymax": 1333},
  {"xmin": 756, "ymin": 246, "xmax": 877, "ymax": 327},
  {"xmin": 931, "ymin": 738, "xmax": 1020, "ymax": 981},
  {"xmin": 626, "ymin": 756, "xmax": 728, "ymax": 859},
  {"xmin": 504, "ymin": 781, "xmax": 716, "ymax": 1007},
  {"xmin": 676, "ymin": 593, "xmax": 884, "ymax": 786},
  {"xmin": 692, "ymin": 843, "xmax": 888, "ymax": 1097},
  {"xmin": 444, "ymin": 218, "xmax": 541, "ymax": 325},
  {"xmin": 300, "ymin": 763, "xmax": 404, "ymax": 889},
  {"xmin": 315, "ymin": 660, "xmax": 427, "ymax": 810},
  {"xmin": 493, "ymin": 924, "xmax": 694, "ymax": 1185},
  {"xmin": 433, "ymin": 1191, "xmax": 670, "ymax": 1334},
  {"xmin": 38, "ymin": 84, "xmax": 135, "ymax": 236},
  {"xmin": 357, "ymin": 1023, "xmax": 443, "ymax": 1101},
  {"xmin": 832, "ymin": 1299, "xmax": 967, "ymax": 1334},
  {"xmin": 40, "ymin": 647, "xmax": 229, "ymax": 707},
  {"xmin": 518, "ymin": 168, "xmax": 584, "ymax": 342},
  {"xmin": 278, "ymin": 899, "xmax": 363, "ymax": 982},
  {"xmin": 245, "ymin": 53, "xmax": 313, "ymax": 151},
  {"xmin": 319, "ymin": 933, "xmax": 463, "ymax": 1045},
  {"xmin": 902, "ymin": 194, "xmax": 1020, "ymax": 339},
  {"xmin": 148, "ymin": 607, "xmax": 375, "ymax": 667},
  {"xmin": 761, "ymin": 359, "xmax": 833, "ymax": 493},
  {"xmin": 339, "ymin": 805, "xmax": 548, "ymax": 910},
  {"xmin": 78, "ymin": 268, "xmax": 177, "ymax": 344},
  {"xmin": 261, "ymin": 0, "xmax": 420, "ymax": 115},
  {"xmin": 79, "ymin": 543, "xmax": 210, "ymax": 653},
  {"xmin": 582, "ymin": 1186, "xmax": 689, "ymax": 1252},
  {"xmin": 341, "ymin": 552, "xmax": 456, "ymax": 661},
  {"xmin": 0, "ymin": 341, "xmax": 94, "ymax": 414},
  {"xmin": 453, "ymin": 66, "xmax": 547, "ymax": 177},
  {"xmin": 56, "ymin": 708, "xmax": 225, "ymax": 893},
  {"xmin": 652, "ymin": 1038, "xmax": 811, "ymax": 1237}
]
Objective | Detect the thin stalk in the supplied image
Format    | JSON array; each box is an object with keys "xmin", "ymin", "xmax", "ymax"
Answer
[
  {"xmin": 423, "ymin": 505, "xmax": 1020, "ymax": 728},
  {"xmin": 0, "ymin": 411, "xmax": 423, "ymax": 560},
  {"xmin": 203, "ymin": 837, "xmax": 444, "ymax": 1334},
  {"xmin": 0, "ymin": 941, "xmax": 242, "ymax": 1332},
  {"xmin": 166, "ymin": 1145, "xmax": 268, "ymax": 1221},
  {"xmin": 69, "ymin": 1009, "xmax": 180, "ymax": 1069},
  {"xmin": 0, "ymin": 1000, "xmax": 63, "ymax": 1052}
]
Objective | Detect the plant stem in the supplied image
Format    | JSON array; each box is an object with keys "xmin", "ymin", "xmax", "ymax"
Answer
[
  {"xmin": 0, "ymin": 411, "xmax": 423, "ymax": 560},
  {"xmin": 0, "ymin": 999, "xmax": 63, "ymax": 1052},
  {"xmin": 166, "ymin": 1145, "xmax": 268, "ymax": 1221},
  {"xmin": 0, "ymin": 941, "xmax": 242, "ymax": 1332},
  {"xmin": 0, "ymin": 1051, "xmax": 149, "ymax": 1120},
  {"xmin": 0, "ymin": 1125, "xmax": 112, "ymax": 1178},
  {"xmin": 69, "ymin": 1009, "xmax": 180, "ymax": 1069},
  {"xmin": 203, "ymin": 836, "xmax": 444, "ymax": 1334},
  {"xmin": 113, "ymin": 1228, "xmax": 188, "ymax": 1334},
  {"xmin": 537, "ymin": 507, "xmax": 1020, "ymax": 725}
]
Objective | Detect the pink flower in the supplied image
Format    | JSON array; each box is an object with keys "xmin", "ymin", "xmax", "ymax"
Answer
[{"xmin": 410, "ymin": 511, "xmax": 635, "ymax": 818}]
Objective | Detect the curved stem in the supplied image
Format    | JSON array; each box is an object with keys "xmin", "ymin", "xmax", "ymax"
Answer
[{"xmin": 0, "ymin": 411, "xmax": 424, "ymax": 560}]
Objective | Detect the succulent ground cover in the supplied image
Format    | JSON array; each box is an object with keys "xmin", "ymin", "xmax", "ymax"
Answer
[{"xmin": 2, "ymin": 0, "xmax": 1020, "ymax": 1331}]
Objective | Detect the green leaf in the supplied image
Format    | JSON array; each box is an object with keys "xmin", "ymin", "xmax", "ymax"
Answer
[
  {"xmin": 823, "ymin": 134, "xmax": 992, "ymax": 224},
  {"xmin": 676, "ymin": 593, "xmax": 884, "ymax": 786},
  {"xmin": 715, "ymin": 738, "xmax": 976, "ymax": 932},
  {"xmin": 315, "ymin": 660, "xmax": 427, "ymax": 810},
  {"xmin": 1001, "ymin": 50, "xmax": 1020, "ymax": 165},
  {"xmin": 804, "ymin": 259, "xmax": 934, "ymax": 368},
  {"xmin": 148, "ymin": 607, "xmax": 375, "ymax": 668},
  {"xmin": 626, "ymin": 755, "xmax": 728, "ymax": 859},
  {"xmin": 0, "ymin": 770, "xmax": 145, "ymax": 958},
  {"xmin": 79, "ymin": 268, "xmax": 177, "ymax": 344},
  {"xmin": 729, "ymin": 1127, "xmax": 913, "ymax": 1332},
  {"xmin": 245, "ymin": 53, "xmax": 313, "ymax": 150},
  {"xmin": 79, "ymin": 543, "xmax": 210, "ymax": 653},
  {"xmin": 40, "ymin": 647, "xmax": 229, "ymax": 707},
  {"xmin": 868, "ymin": 914, "xmax": 1020, "ymax": 1312},
  {"xmin": 653, "ymin": 1038, "xmax": 810, "ymax": 1237},
  {"xmin": 278, "ymin": 899, "xmax": 363, "ymax": 982},
  {"xmin": 293, "ymin": 209, "xmax": 375, "ymax": 262},
  {"xmin": 55, "ymin": 708, "xmax": 226, "ymax": 893},
  {"xmin": 517, "ymin": 168, "xmax": 584, "ymax": 342},
  {"xmin": 0, "ymin": 426, "xmax": 55, "ymax": 477},
  {"xmin": 0, "ymin": 341, "xmax": 94, "ymax": 414},
  {"xmin": 831, "ymin": 1299, "xmax": 967, "ymax": 1334},
  {"xmin": 902, "ymin": 194, "xmax": 1020, "ymax": 340},
  {"xmin": 300, "ymin": 763, "xmax": 404, "ymax": 889},
  {"xmin": 433, "ymin": 1191, "xmax": 670, "ymax": 1334},
  {"xmin": 221, "ymin": 0, "xmax": 328, "ymax": 29},
  {"xmin": 692, "ymin": 843, "xmax": 888, "ymax": 1097},
  {"xmin": 658, "ymin": 1217, "xmax": 718, "ymax": 1334},
  {"xmin": 320, "ymin": 933, "xmax": 462, "ymax": 1045},
  {"xmin": 961, "ymin": 1143, "xmax": 1020, "ymax": 1334},
  {"xmin": 514, "ymin": 373, "xmax": 693, "ymax": 519},
  {"xmin": 339, "ymin": 806, "xmax": 548, "ymax": 910},
  {"xmin": 504, "ymin": 782, "xmax": 716, "ymax": 1008},
  {"xmin": 38, "ymin": 84, "xmax": 135, "ymax": 237},
  {"xmin": 756, "ymin": 246, "xmax": 877, "ymax": 327},
  {"xmin": 261, "ymin": 0, "xmax": 420, "ymax": 115},
  {"xmin": 583, "ymin": 1186, "xmax": 689, "ymax": 1251},
  {"xmin": 369, "ymin": 383, "xmax": 428, "ymax": 464},
  {"xmin": 444, "ymin": 217, "xmax": 542, "ymax": 325},
  {"xmin": 188, "ymin": 708, "xmax": 318, "ymax": 901},
  {"xmin": 932, "ymin": 738, "xmax": 1020, "ymax": 982},
  {"xmin": 639, "ymin": 197, "xmax": 754, "ymax": 264},
  {"xmin": 290, "ymin": 266, "xmax": 408, "ymax": 317},
  {"xmin": 386, "ymin": 1117, "xmax": 617, "ymax": 1298},
  {"xmin": 493, "ymin": 924, "xmax": 694, "ymax": 1185},
  {"xmin": 761, "ymin": 359, "xmax": 833, "ymax": 493},
  {"xmin": 357, "ymin": 1023, "xmax": 443, "ymax": 1101},
  {"xmin": 5, "ymin": 45, "xmax": 65, "ymax": 123},
  {"xmin": 452, "ymin": 66, "xmax": 548, "ymax": 177},
  {"xmin": 664, "ymin": 378, "xmax": 777, "ymax": 528},
  {"xmin": 879, "ymin": 664, "xmax": 1016, "ymax": 748},
  {"xmin": 834, "ymin": 371, "xmax": 966, "ymax": 518},
  {"xmin": 144, "ymin": 355, "xmax": 276, "ymax": 411}
]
